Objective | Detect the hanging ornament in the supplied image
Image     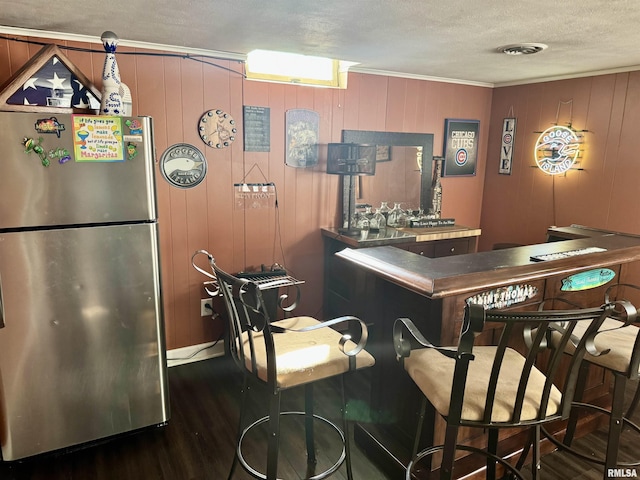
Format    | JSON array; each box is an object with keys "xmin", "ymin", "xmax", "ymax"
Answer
[{"xmin": 99, "ymin": 31, "xmax": 124, "ymax": 116}]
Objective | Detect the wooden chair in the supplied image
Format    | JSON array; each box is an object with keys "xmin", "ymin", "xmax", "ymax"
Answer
[
  {"xmin": 392, "ymin": 301, "xmax": 634, "ymax": 480},
  {"xmin": 192, "ymin": 250, "xmax": 375, "ymax": 480},
  {"xmin": 541, "ymin": 284, "xmax": 640, "ymax": 476}
]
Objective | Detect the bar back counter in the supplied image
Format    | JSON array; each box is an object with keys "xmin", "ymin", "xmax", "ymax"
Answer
[{"xmin": 322, "ymin": 225, "xmax": 640, "ymax": 478}]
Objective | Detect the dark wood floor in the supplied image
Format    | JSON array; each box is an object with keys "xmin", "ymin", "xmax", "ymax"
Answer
[{"xmin": 0, "ymin": 355, "xmax": 637, "ymax": 479}]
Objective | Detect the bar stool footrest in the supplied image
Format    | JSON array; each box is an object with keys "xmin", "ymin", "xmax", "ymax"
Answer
[
  {"xmin": 407, "ymin": 443, "xmax": 527, "ymax": 480},
  {"xmin": 541, "ymin": 402, "xmax": 640, "ymax": 468},
  {"xmin": 237, "ymin": 411, "xmax": 346, "ymax": 480}
]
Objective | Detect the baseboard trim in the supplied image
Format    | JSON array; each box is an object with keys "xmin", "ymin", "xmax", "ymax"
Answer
[{"xmin": 166, "ymin": 341, "xmax": 225, "ymax": 368}]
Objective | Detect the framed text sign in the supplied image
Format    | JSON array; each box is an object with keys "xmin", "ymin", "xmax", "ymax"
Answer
[
  {"xmin": 243, "ymin": 105, "xmax": 270, "ymax": 152},
  {"xmin": 72, "ymin": 115, "xmax": 124, "ymax": 162},
  {"xmin": 443, "ymin": 119, "xmax": 479, "ymax": 177},
  {"xmin": 499, "ymin": 117, "xmax": 516, "ymax": 175}
]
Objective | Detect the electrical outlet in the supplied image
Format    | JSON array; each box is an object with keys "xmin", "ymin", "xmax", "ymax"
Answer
[{"xmin": 201, "ymin": 298, "xmax": 212, "ymax": 317}]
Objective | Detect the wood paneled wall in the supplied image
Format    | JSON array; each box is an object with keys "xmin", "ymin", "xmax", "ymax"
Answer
[
  {"xmin": 0, "ymin": 35, "xmax": 492, "ymax": 349},
  {"xmin": 482, "ymin": 73, "xmax": 640, "ymax": 252}
]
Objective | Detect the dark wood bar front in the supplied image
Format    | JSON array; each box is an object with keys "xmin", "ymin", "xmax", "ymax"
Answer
[{"xmin": 325, "ymin": 229, "xmax": 640, "ymax": 478}]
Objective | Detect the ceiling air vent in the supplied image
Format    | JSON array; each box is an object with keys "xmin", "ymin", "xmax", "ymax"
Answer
[{"xmin": 498, "ymin": 43, "xmax": 548, "ymax": 55}]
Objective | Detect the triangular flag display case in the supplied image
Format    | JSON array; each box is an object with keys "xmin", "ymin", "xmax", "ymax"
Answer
[{"xmin": 0, "ymin": 44, "xmax": 101, "ymax": 113}]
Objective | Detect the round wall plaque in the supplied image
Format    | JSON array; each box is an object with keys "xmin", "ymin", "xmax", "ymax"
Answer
[
  {"xmin": 198, "ymin": 109, "xmax": 237, "ymax": 148},
  {"xmin": 160, "ymin": 143, "xmax": 207, "ymax": 188}
]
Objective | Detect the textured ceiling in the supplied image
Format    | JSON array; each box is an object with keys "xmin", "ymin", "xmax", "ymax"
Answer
[{"xmin": 2, "ymin": 0, "xmax": 640, "ymax": 86}]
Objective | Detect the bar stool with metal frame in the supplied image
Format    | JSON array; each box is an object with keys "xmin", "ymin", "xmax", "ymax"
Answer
[
  {"xmin": 192, "ymin": 250, "xmax": 375, "ymax": 480},
  {"xmin": 392, "ymin": 301, "xmax": 634, "ymax": 480},
  {"xmin": 540, "ymin": 284, "xmax": 640, "ymax": 476}
]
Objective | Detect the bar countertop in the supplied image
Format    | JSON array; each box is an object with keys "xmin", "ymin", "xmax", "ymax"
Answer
[
  {"xmin": 321, "ymin": 225, "xmax": 481, "ymax": 248},
  {"xmin": 335, "ymin": 233, "xmax": 640, "ymax": 299}
]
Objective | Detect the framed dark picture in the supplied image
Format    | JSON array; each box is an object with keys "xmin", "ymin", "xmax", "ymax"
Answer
[
  {"xmin": 285, "ymin": 108, "xmax": 319, "ymax": 168},
  {"xmin": 243, "ymin": 105, "xmax": 270, "ymax": 152},
  {"xmin": 443, "ymin": 119, "xmax": 480, "ymax": 177}
]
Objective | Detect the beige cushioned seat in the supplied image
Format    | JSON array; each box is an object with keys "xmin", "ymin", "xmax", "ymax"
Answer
[
  {"xmin": 240, "ymin": 316, "xmax": 376, "ymax": 389},
  {"xmin": 563, "ymin": 317, "xmax": 639, "ymax": 374},
  {"xmin": 405, "ymin": 346, "xmax": 562, "ymax": 422}
]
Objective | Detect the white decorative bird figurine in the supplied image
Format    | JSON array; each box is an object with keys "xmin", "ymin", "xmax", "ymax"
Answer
[{"xmin": 163, "ymin": 157, "xmax": 204, "ymax": 175}]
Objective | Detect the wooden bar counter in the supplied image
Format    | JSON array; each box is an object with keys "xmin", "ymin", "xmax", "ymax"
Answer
[
  {"xmin": 321, "ymin": 225, "xmax": 481, "ymax": 319},
  {"xmin": 326, "ymin": 228, "xmax": 640, "ymax": 478}
]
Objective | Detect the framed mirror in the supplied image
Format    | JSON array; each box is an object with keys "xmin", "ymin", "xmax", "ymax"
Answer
[{"xmin": 341, "ymin": 130, "xmax": 434, "ymax": 223}]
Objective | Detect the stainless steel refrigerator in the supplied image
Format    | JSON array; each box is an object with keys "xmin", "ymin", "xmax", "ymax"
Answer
[{"xmin": 0, "ymin": 112, "xmax": 170, "ymax": 461}]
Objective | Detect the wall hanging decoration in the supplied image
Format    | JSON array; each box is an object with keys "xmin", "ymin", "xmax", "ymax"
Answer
[
  {"xmin": 499, "ymin": 117, "xmax": 516, "ymax": 175},
  {"xmin": 243, "ymin": 105, "xmax": 270, "ymax": 152},
  {"xmin": 285, "ymin": 109, "xmax": 319, "ymax": 167},
  {"xmin": 534, "ymin": 125, "xmax": 581, "ymax": 175},
  {"xmin": 233, "ymin": 163, "xmax": 276, "ymax": 209},
  {"xmin": 234, "ymin": 182, "xmax": 277, "ymax": 210},
  {"xmin": 198, "ymin": 109, "xmax": 237, "ymax": 148},
  {"xmin": 0, "ymin": 44, "xmax": 101, "ymax": 113},
  {"xmin": 533, "ymin": 100, "xmax": 587, "ymax": 175},
  {"xmin": 443, "ymin": 119, "xmax": 479, "ymax": 177},
  {"xmin": 159, "ymin": 143, "xmax": 207, "ymax": 188}
]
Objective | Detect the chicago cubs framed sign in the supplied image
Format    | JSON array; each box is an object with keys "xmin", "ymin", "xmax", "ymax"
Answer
[{"xmin": 443, "ymin": 119, "xmax": 479, "ymax": 177}]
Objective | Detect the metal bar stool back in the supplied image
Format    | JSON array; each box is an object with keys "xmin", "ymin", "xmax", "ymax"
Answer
[
  {"xmin": 393, "ymin": 301, "xmax": 634, "ymax": 480},
  {"xmin": 192, "ymin": 250, "xmax": 375, "ymax": 480},
  {"xmin": 542, "ymin": 284, "xmax": 640, "ymax": 477}
]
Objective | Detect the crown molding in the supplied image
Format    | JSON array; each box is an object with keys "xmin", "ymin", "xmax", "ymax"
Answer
[{"xmin": 0, "ymin": 26, "xmax": 245, "ymax": 62}]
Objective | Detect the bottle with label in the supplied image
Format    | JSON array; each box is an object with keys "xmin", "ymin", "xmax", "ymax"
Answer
[
  {"xmin": 99, "ymin": 31, "xmax": 124, "ymax": 116},
  {"xmin": 431, "ymin": 158, "xmax": 443, "ymax": 218}
]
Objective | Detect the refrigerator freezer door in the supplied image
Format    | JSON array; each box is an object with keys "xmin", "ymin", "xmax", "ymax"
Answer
[
  {"xmin": 0, "ymin": 223, "xmax": 169, "ymax": 460},
  {"xmin": 0, "ymin": 113, "xmax": 157, "ymax": 230}
]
